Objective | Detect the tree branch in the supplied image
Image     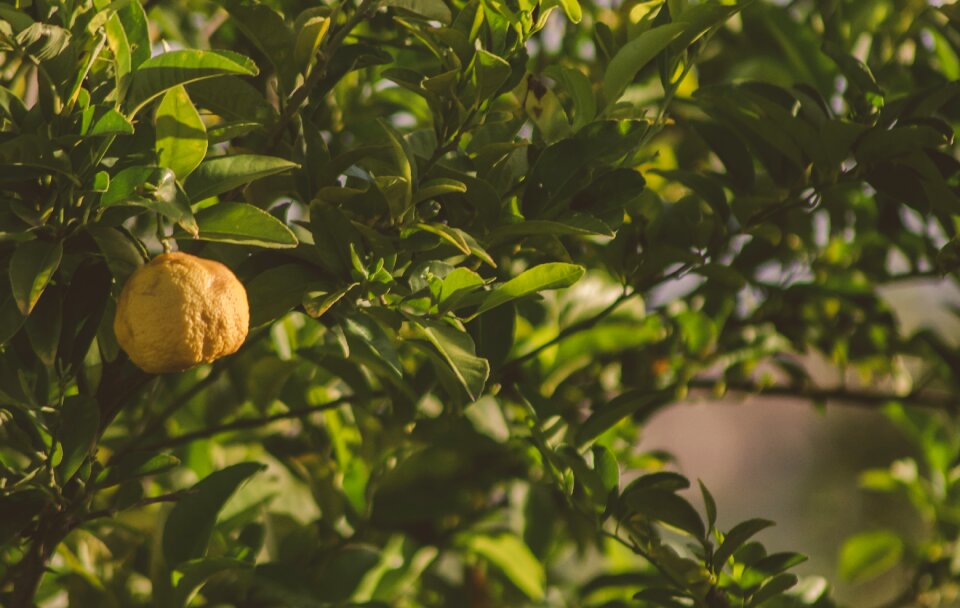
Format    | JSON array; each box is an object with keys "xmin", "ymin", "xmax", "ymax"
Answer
[
  {"xmin": 504, "ymin": 289, "xmax": 635, "ymax": 368},
  {"xmin": 688, "ymin": 378, "xmax": 957, "ymax": 412},
  {"xmin": 83, "ymin": 489, "xmax": 197, "ymax": 522},
  {"xmin": 500, "ymin": 264, "xmax": 696, "ymax": 371},
  {"xmin": 131, "ymin": 393, "xmax": 375, "ymax": 453}
]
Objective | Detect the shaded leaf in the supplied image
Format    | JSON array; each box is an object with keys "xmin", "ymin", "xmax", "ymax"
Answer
[
  {"xmin": 714, "ymin": 519, "xmax": 776, "ymax": 571},
  {"xmin": 58, "ymin": 395, "xmax": 100, "ymax": 482},
  {"xmin": 467, "ymin": 534, "xmax": 545, "ymax": 600},
  {"xmin": 838, "ymin": 530, "xmax": 903, "ymax": 583},
  {"xmin": 10, "ymin": 240, "xmax": 62, "ymax": 316},
  {"xmin": 127, "ymin": 50, "xmax": 259, "ymax": 116},
  {"xmin": 163, "ymin": 462, "xmax": 265, "ymax": 568},
  {"xmin": 411, "ymin": 318, "xmax": 489, "ymax": 401}
]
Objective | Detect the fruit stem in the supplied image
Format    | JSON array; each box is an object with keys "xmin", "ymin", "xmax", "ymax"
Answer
[{"xmin": 156, "ymin": 214, "xmax": 172, "ymax": 253}]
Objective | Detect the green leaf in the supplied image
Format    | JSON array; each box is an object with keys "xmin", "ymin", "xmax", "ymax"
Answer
[
  {"xmin": 88, "ymin": 108, "xmax": 135, "ymax": 136},
  {"xmin": 693, "ymin": 121, "xmax": 755, "ymax": 189},
  {"xmin": 694, "ymin": 263, "xmax": 745, "ymax": 290},
  {"xmin": 245, "ymin": 264, "xmax": 316, "ymax": 327},
  {"xmin": 378, "ymin": 120, "xmax": 415, "ymax": 216},
  {"xmin": 557, "ymin": 0, "xmax": 582, "ymax": 23},
  {"xmin": 473, "ymin": 263, "xmax": 584, "ymax": 317},
  {"xmin": 544, "ymin": 65, "xmax": 595, "ymax": 130},
  {"xmin": 384, "ymin": 0, "xmax": 453, "ymax": 23},
  {"xmin": 206, "ymin": 121, "xmax": 262, "ymax": 144},
  {"xmin": 104, "ymin": 14, "xmax": 132, "ymax": 100},
  {"xmin": 10, "ymin": 240, "xmax": 62, "ymax": 316},
  {"xmin": 101, "ymin": 166, "xmax": 198, "ymax": 236},
  {"xmin": 699, "ymin": 479, "xmax": 717, "ymax": 532},
  {"xmin": 0, "ymin": 274, "xmax": 25, "ymax": 346},
  {"xmin": 475, "ymin": 50, "xmax": 511, "ymax": 101},
  {"xmin": 25, "ymin": 286, "xmax": 60, "ymax": 366},
  {"xmin": 593, "ymin": 444, "xmax": 619, "ymax": 494},
  {"xmin": 222, "ymin": 1, "xmax": 296, "ymax": 89},
  {"xmin": 173, "ymin": 557, "xmax": 251, "ymax": 608},
  {"xmin": 183, "ymin": 155, "xmax": 298, "ymax": 202},
  {"xmin": 748, "ymin": 573, "xmax": 799, "ymax": 606},
  {"xmin": 742, "ymin": 553, "xmax": 808, "ymax": 589},
  {"xmin": 155, "ymin": 85, "xmax": 208, "ymax": 180},
  {"xmin": 838, "ymin": 530, "xmax": 903, "ymax": 583},
  {"xmin": 623, "ymin": 471, "xmax": 690, "ymax": 493},
  {"xmin": 58, "ymin": 395, "xmax": 100, "ymax": 482},
  {"xmin": 714, "ymin": 519, "xmax": 776, "ymax": 570},
  {"xmin": 0, "ymin": 86, "xmax": 26, "ymax": 127},
  {"xmin": 633, "ymin": 588, "xmax": 691, "ymax": 607},
  {"xmin": 468, "ymin": 302, "xmax": 516, "ymax": 370},
  {"xmin": 162, "ymin": 462, "xmax": 265, "ymax": 568},
  {"xmin": 309, "ymin": 200, "xmax": 364, "ymax": 279},
  {"xmin": 439, "ymin": 267, "xmax": 485, "ymax": 311},
  {"xmin": 192, "ymin": 203, "xmax": 298, "ymax": 248},
  {"xmin": 412, "ymin": 319, "xmax": 489, "ymax": 401},
  {"xmin": 118, "ymin": 0, "xmax": 150, "ymax": 69},
  {"xmin": 86, "ymin": 226, "xmax": 146, "ymax": 283},
  {"xmin": 523, "ymin": 76, "xmax": 572, "ymax": 142},
  {"xmin": 303, "ymin": 283, "xmax": 356, "ymax": 318},
  {"xmin": 413, "ymin": 178, "xmax": 468, "ymax": 204},
  {"xmin": 294, "ymin": 15, "xmax": 331, "ymax": 70},
  {"xmin": 822, "ymin": 40, "xmax": 882, "ymax": 96},
  {"xmin": 603, "ymin": 23, "xmax": 685, "ymax": 105},
  {"xmin": 486, "ymin": 216, "xmax": 614, "ymax": 243},
  {"xmin": 0, "ymin": 134, "xmax": 76, "ymax": 182},
  {"xmin": 619, "ymin": 488, "xmax": 706, "ymax": 539},
  {"xmin": 344, "ymin": 313, "xmax": 404, "ymax": 379},
  {"xmin": 126, "ymin": 50, "xmax": 259, "ymax": 117},
  {"xmin": 188, "ymin": 76, "xmax": 277, "ymax": 124},
  {"xmin": 312, "ymin": 546, "xmax": 381, "ymax": 602},
  {"xmin": 0, "ymin": 490, "xmax": 49, "ymax": 547},
  {"xmin": 415, "ymin": 222, "xmax": 471, "ymax": 255},
  {"xmin": 855, "ymin": 125, "xmax": 949, "ymax": 164},
  {"xmin": 466, "ymin": 534, "xmax": 545, "ymax": 600}
]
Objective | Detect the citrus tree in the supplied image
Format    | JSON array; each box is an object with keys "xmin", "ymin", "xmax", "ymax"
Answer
[{"xmin": 1, "ymin": 0, "xmax": 960, "ymax": 605}]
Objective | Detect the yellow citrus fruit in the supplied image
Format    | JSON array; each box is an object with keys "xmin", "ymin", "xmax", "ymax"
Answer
[{"xmin": 113, "ymin": 252, "xmax": 249, "ymax": 373}]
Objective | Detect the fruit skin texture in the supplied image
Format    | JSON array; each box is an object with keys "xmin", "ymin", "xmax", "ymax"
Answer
[{"xmin": 114, "ymin": 252, "xmax": 249, "ymax": 373}]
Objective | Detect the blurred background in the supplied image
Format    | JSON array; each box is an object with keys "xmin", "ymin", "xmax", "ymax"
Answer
[{"xmin": 645, "ymin": 276, "xmax": 960, "ymax": 605}]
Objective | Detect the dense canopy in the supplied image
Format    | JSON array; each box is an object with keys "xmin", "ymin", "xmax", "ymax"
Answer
[{"xmin": 1, "ymin": 0, "xmax": 960, "ymax": 606}]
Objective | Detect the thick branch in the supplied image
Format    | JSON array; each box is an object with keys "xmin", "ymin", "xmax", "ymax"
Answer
[{"xmin": 688, "ymin": 378, "xmax": 957, "ymax": 411}]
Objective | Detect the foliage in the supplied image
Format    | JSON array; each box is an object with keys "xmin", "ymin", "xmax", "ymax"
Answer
[{"xmin": 0, "ymin": 0, "xmax": 959, "ymax": 606}]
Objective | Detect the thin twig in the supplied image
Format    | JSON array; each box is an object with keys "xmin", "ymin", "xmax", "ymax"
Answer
[
  {"xmin": 501, "ymin": 264, "xmax": 695, "ymax": 369},
  {"xmin": 83, "ymin": 489, "xmax": 197, "ymax": 522},
  {"xmin": 601, "ymin": 531, "xmax": 687, "ymax": 592},
  {"xmin": 131, "ymin": 393, "xmax": 375, "ymax": 453},
  {"xmin": 505, "ymin": 290, "xmax": 635, "ymax": 368},
  {"xmin": 111, "ymin": 328, "xmax": 272, "ymax": 462}
]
